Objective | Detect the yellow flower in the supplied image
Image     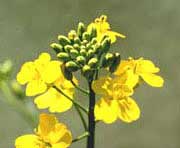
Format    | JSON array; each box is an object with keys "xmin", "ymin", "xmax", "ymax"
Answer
[
  {"xmin": 17, "ymin": 53, "xmax": 61, "ymax": 96},
  {"xmin": 114, "ymin": 57, "xmax": 164, "ymax": 88},
  {"xmin": 87, "ymin": 15, "xmax": 126, "ymax": 43},
  {"xmin": 34, "ymin": 75, "xmax": 77, "ymax": 113},
  {"xmin": 92, "ymin": 76, "xmax": 140, "ymax": 124},
  {"xmin": 15, "ymin": 113, "xmax": 72, "ymax": 148}
]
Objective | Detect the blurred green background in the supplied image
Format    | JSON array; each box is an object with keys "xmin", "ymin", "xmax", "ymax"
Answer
[{"xmin": 0, "ymin": 0, "xmax": 179, "ymax": 147}]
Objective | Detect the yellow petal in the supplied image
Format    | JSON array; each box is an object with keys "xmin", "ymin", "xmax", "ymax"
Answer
[
  {"xmin": 42, "ymin": 61, "xmax": 61, "ymax": 84},
  {"xmin": 92, "ymin": 76, "xmax": 112, "ymax": 96},
  {"xmin": 140, "ymin": 73, "xmax": 164, "ymax": 87},
  {"xmin": 95, "ymin": 98, "xmax": 119, "ymax": 124},
  {"xmin": 107, "ymin": 31, "xmax": 126, "ymax": 43},
  {"xmin": 16, "ymin": 62, "xmax": 35, "ymax": 85},
  {"xmin": 137, "ymin": 59, "xmax": 160, "ymax": 73},
  {"xmin": 15, "ymin": 134, "xmax": 43, "ymax": 148},
  {"xmin": 118, "ymin": 97, "xmax": 140, "ymax": 123},
  {"xmin": 26, "ymin": 80, "xmax": 47, "ymax": 96}
]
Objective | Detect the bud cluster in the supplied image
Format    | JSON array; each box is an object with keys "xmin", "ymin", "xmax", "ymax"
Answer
[{"xmin": 51, "ymin": 22, "xmax": 121, "ymax": 80}]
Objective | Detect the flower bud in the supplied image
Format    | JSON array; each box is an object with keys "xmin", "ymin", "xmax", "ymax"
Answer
[
  {"xmin": 77, "ymin": 22, "xmax": 85, "ymax": 38},
  {"xmin": 70, "ymin": 49, "xmax": 79, "ymax": 59},
  {"xmin": 101, "ymin": 37, "xmax": 111, "ymax": 53},
  {"xmin": 82, "ymin": 65, "xmax": 93, "ymax": 79},
  {"xmin": 80, "ymin": 49, "xmax": 87, "ymax": 57},
  {"xmin": 68, "ymin": 30, "xmax": 77, "ymax": 40},
  {"xmin": 109, "ymin": 53, "xmax": 121, "ymax": 73},
  {"xmin": 91, "ymin": 38, "xmax": 97, "ymax": 44},
  {"xmin": 58, "ymin": 35, "xmax": 71, "ymax": 46},
  {"xmin": 74, "ymin": 37, "xmax": 81, "ymax": 45},
  {"xmin": 87, "ymin": 49, "xmax": 95, "ymax": 58},
  {"xmin": 0, "ymin": 60, "xmax": 12, "ymax": 75},
  {"xmin": 61, "ymin": 64, "xmax": 73, "ymax": 80},
  {"xmin": 88, "ymin": 58, "xmax": 98, "ymax": 68},
  {"xmin": 89, "ymin": 25, "xmax": 97, "ymax": 38},
  {"xmin": 11, "ymin": 80, "xmax": 25, "ymax": 99},
  {"xmin": 64, "ymin": 45, "xmax": 74, "ymax": 53},
  {"xmin": 76, "ymin": 56, "xmax": 86, "ymax": 65},
  {"xmin": 82, "ymin": 32, "xmax": 90, "ymax": 41},
  {"xmin": 81, "ymin": 40, "xmax": 88, "ymax": 45},
  {"xmin": 65, "ymin": 61, "xmax": 79, "ymax": 72},
  {"xmin": 50, "ymin": 43, "xmax": 63, "ymax": 53},
  {"xmin": 57, "ymin": 52, "xmax": 70, "ymax": 62},
  {"xmin": 73, "ymin": 44, "xmax": 80, "ymax": 51},
  {"xmin": 102, "ymin": 53, "xmax": 114, "ymax": 67}
]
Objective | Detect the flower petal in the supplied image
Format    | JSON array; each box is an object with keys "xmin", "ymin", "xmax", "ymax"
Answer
[
  {"xmin": 15, "ymin": 134, "xmax": 43, "ymax": 148},
  {"xmin": 118, "ymin": 97, "xmax": 140, "ymax": 123},
  {"xmin": 140, "ymin": 73, "xmax": 164, "ymax": 87},
  {"xmin": 26, "ymin": 80, "xmax": 47, "ymax": 96},
  {"xmin": 95, "ymin": 98, "xmax": 119, "ymax": 124}
]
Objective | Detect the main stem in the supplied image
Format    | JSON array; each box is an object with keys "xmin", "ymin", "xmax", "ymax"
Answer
[{"xmin": 87, "ymin": 80, "xmax": 96, "ymax": 148}]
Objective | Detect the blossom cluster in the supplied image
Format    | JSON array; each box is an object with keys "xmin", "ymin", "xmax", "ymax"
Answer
[{"xmin": 14, "ymin": 15, "xmax": 164, "ymax": 148}]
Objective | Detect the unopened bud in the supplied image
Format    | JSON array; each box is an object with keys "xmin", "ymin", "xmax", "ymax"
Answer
[
  {"xmin": 91, "ymin": 38, "xmax": 97, "ymax": 45},
  {"xmin": 101, "ymin": 37, "xmax": 111, "ymax": 53},
  {"xmin": 65, "ymin": 61, "xmax": 79, "ymax": 72},
  {"xmin": 57, "ymin": 52, "xmax": 70, "ymax": 62},
  {"xmin": 87, "ymin": 49, "xmax": 95, "ymax": 58},
  {"xmin": 74, "ymin": 37, "xmax": 81, "ymax": 45},
  {"xmin": 102, "ymin": 53, "xmax": 114, "ymax": 67},
  {"xmin": 64, "ymin": 45, "xmax": 74, "ymax": 53},
  {"xmin": 82, "ymin": 32, "xmax": 90, "ymax": 41},
  {"xmin": 82, "ymin": 65, "xmax": 93, "ymax": 79},
  {"xmin": 50, "ymin": 43, "xmax": 63, "ymax": 53},
  {"xmin": 77, "ymin": 22, "xmax": 85, "ymax": 38},
  {"xmin": 73, "ymin": 44, "xmax": 80, "ymax": 51},
  {"xmin": 80, "ymin": 49, "xmax": 87, "ymax": 57},
  {"xmin": 88, "ymin": 58, "xmax": 98, "ymax": 68},
  {"xmin": 76, "ymin": 56, "xmax": 86, "ymax": 65},
  {"xmin": 82, "ymin": 40, "xmax": 88, "ymax": 45},
  {"xmin": 70, "ymin": 49, "xmax": 79, "ymax": 59},
  {"xmin": 68, "ymin": 30, "xmax": 77, "ymax": 40},
  {"xmin": 89, "ymin": 25, "xmax": 97, "ymax": 39},
  {"xmin": 58, "ymin": 35, "xmax": 71, "ymax": 46},
  {"xmin": 11, "ymin": 80, "xmax": 25, "ymax": 99},
  {"xmin": 109, "ymin": 53, "xmax": 121, "ymax": 73},
  {"xmin": 0, "ymin": 60, "xmax": 12, "ymax": 75}
]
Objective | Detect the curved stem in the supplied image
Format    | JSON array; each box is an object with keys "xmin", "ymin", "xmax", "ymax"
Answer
[
  {"xmin": 72, "ymin": 132, "xmax": 89, "ymax": 143},
  {"xmin": 0, "ymin": 81, "xmax": 37, "ymax": 127},
  {"xmin": 71, "ymin": 80, "xmax": 89, "ymax": 95},
  {"xmin": 53, "ymin": 85, "xmax": 88, "ymax": 114}
]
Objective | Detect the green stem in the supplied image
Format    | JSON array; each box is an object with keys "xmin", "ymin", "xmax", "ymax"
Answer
[
  {"xmin": 72, "ymin": 132, "xmax": 89, "ymax": 143},
  {"xmin": 0, "ymin": 81, "xmax": 37, "ymax": 127},
  {"xmin": 53, "ymin": 85, "xmax": 88, "ymax": 114},
  {"xmin": 74, "ymin": 105, "xmax": 88, "ymax": 131},
  {"xmin": 71, "ymin": 80, "xmax": 89, "ymax": 95}
]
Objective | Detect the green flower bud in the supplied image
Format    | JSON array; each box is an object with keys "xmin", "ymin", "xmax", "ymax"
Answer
[
  {"xmin": 74, "ymin": 37, "xmax": 81, "ymax": 45},
  {"xmin": 58, "ymin": 35, "xmax": 71, "ymax": 46},
  {"xmin": 11, "ymin": 80, "xmax": 25, "ymax": 99},
  {"xmin": 87, "ymin": 49, "xmax": 95, "ymax": 58},
  {"xmin": 70, "ymin": 49, "xmax": 79, "ymax": 59},
  {"xmin": 109, "ymin": 53, "xmax": 121, "ymax": 73},
  {"xmin": 50, "ymin": 43, "xmax": 63, "ymax": 53},
  {"xmin": 81, "ymin": 40, "xmax": 88, "ymax": 45},
  {"xmin": 102, "ymin": 53, "xmax": 114, "ymax": 67},
  {"xmin": 91, "ymin": 38, "xmax": 97, "ymax": 45},
  {"xmin": 76, "ymin": 56, "xmax": 86, "ymax": 65},
  {"xmin": 80, "ymin": 49, "xmax": 87, "ymax": 57},
  {"xmin": 57, "ymin": 52, "xmax": 70, "ymax": 62},
  {"xmin": 82, "ymin": 65, "xmax": 93, "ymax": 79},
  {"xmin": 65, "ymin": 61, "xmax": 79, "ymax": 72},
  {"xmin": 93, "ymin": 43, "xmax": 101, "ymax": 54},
  {"xmin": 89, "ymin": 25, "xmax": 97, "ymax": 38},
  {"xmin": 68, "ymin": 30, "xmax": 77, "ymax": 40},
  {"xmin": 82, "ymin": 32, "xmax": 90, "ymax": 41},
  {"xmin": 77, "ymin": 22, "xmax": 85, "ymax": 38},
  {"xmin": 88, "ymin": 58, "xmax": 98, "ymax": 68},
  {"xmin": 101, "ymin": 37, "xmax": 111, "ymax": 53},
  {"xmin": 61, "ymin": 64, "xmax": 73, "ymax": 80},
  {"xmin": 64, "ymin": 45, "xmax": 74, "ymax": 53},
  {"xmin": 0, "ymin": 60, "xmax": 12, "ymax": 75},
  {"xmin": 73, "ymin": 44, "xmax": 80, "ymax": 51}
]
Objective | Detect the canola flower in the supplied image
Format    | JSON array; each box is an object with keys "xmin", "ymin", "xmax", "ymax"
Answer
[
  {"xmin": 12, "ymin": 15, "xmax": 164, "ymax": 148},
  {"xmin": 87, "ymin": 15, "xmax": 126, "ymax": 43},
  {"xmin": 15, "ymin": 113, "xmax": 72, "ymax": 148},
  {"xmin": 92, "ymin": 76, "xmax": 140, "ymax": 124},
  {"xmin": 114, "ymin": 57, "xmax": 164, "ymax": 88}
]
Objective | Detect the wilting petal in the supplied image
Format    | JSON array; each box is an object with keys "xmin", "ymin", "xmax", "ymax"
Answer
[
  {"xmin": 140, "ymin": 73, "xmax": 164, "ymax": 87},
  {"xmin": 118, "ymin": 97, "xmax": 140, "ymax": 123}
]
